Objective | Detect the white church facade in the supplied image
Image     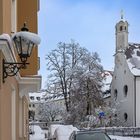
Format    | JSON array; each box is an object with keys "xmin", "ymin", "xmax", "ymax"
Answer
[{"xmin": 111, "ymin": 17, "xmax": 140, "ymax": 127}]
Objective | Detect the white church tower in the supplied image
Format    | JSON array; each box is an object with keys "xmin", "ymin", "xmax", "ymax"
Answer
[
  {"xmin": 115, "ymin": 13, "xmax": 129, "ymax": 52},
  {"xmin": 111, "ymin": 13, "xmax": 137, "ymax": 127}
]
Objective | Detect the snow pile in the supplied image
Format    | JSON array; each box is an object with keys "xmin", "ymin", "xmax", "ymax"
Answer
[
  {"xmin": 48, "ymin": 124, "xmax": 78, "ymax": 140},
  {"xmin": 54, "ymin": 125, "xmax": 78, "ymax": 140},
  {"xmin": 30, "ymin": 125, "xmax": 45, "ymax": 140},
  {"xmin": 12, "ymin": 31, "xmax": 41, "ymax": 45},
  {"xmin": 49, "ymin": 124, "xmax": 62, "ymax": 139},
  {"xmin": 110, "ymin": 135, "xmax": 140, "ymax": 140},
  {"xmin": 0, "ymin": 34, "xmax": 13, "ymax": 47}
]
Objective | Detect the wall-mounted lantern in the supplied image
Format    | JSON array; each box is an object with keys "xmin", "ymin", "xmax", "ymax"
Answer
[{"xmin": 3, "ymin": 23, "xmax": 41, "ymax": 82}]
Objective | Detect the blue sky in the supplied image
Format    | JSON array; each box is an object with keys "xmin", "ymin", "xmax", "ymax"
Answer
[{"xmin": 38, "ymin": 0, "xmax": 140, "ymax": 88}]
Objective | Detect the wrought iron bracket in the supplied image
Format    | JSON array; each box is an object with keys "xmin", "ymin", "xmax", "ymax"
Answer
[{"xmin": 3, "ymin": 59, "xmax": 29, "ymax": 83}]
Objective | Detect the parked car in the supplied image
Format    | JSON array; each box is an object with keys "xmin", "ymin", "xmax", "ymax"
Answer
[{"xmin": 69, "ymin": 130, "xmax": 111, "ymax": 140}]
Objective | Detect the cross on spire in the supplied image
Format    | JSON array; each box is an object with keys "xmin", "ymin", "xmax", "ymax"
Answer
[{"xmin": 121, "ymin": 10, "xmax": 124, "ymax": 20}]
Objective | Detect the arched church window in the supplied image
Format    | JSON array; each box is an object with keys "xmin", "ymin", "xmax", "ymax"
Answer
[
  {"xmin": 124, "ymin": 70, "xmax": 126, "ymax": 74},
  {"xmin": 124, "ymin": 113, "xmax": 128, "ymax": 121},
  {"xmin": 123, "ymin": 85, "xmax": 128, "ymax": 97},
  {"xmin": 120, "ymin": 26, "xmax": 123, "ymax": 31},
  {"xmin": 125, "ymin": 26, "xmax": 127, "ymax": 30},
  {"xmin": 114, "ymin": 89, "xmax": 117, "ymax": 100}
]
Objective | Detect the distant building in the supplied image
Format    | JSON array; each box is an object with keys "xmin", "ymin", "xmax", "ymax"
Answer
[
  {"xmin": 29, "ymin": 92, "xmax": 66, "ymax": 121},
  {"xmin": 111, "ymin": 16, "xmax": 140, "ymax": 127},
  {"xmin": 29, "ymin": 92, "xmax": 46, "ymax": 121}
]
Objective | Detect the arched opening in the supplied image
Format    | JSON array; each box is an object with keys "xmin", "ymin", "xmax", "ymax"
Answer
[
  {"xmin": 120, "ymin": 26, "xmax": 123, "ymax": 31},
  {"xmin": 124, "ymin": 113, "xmax": 128, "ymax": 121},
  {"xmin": 114, "ymin": 89, "xmax": 118, "ymax": 100},
  {"xmin": 123, "ymin": 85, "xmax": 128, "ymax": 97}
]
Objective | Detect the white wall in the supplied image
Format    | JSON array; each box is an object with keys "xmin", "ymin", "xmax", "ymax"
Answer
[
  {"xmin": 111, "ymin": 52, "xmax": 135, "ymax": 126},
  {"xmin": 136, "ymin": 77, "xmax": 140, "ymax": 126}
]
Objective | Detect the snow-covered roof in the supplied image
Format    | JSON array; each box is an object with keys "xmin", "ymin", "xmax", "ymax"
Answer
[
  {"xmin": 0, "ymin": 34, "xmax": 13, "ymax": 47},
  {"xmin": 125, "ymin": 43, "xmax": 140, "ymax": 76},
  {"xmin": 29, "ymin": 92, "xmax": 46, "ymax": 102},
  {"xmin": 29, "ymin": 92, "xmax": 64, "ymax": 103},
  {"xmin": 45, "ymin": 94, "xmax": 64, "ymax": 102}
]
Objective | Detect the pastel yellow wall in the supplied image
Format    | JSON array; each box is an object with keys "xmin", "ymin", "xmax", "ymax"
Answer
[
  {"xmin": 0, "ymin": 0, "xmax": 39, "ymax": 76},
  {"xmin": 0, "ymin": 0, "xmax": 40, "ymax": 139},
  {"xmin": 0, "ymin": 51, "xmax": 19, "ymax": 140},
  {"xmin": 17, "ymin": 0, "xmax": 39, "ymax": 76},
  {"xmin": 22, "ymin": 96, "xmax": 29, "ymax": 140},
  {"xmin": 0, "ymin": 0, "xmax": 11, "ymax": 34}
]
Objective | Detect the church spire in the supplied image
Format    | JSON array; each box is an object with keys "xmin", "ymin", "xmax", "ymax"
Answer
[{"xmin": 121, "ymin": 10, "xmax": 124, "ymax": 20}]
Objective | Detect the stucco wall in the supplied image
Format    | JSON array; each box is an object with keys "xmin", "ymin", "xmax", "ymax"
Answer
[
  {"xmin": 111, "ymin": 53, "xmax": 135, "ymax": 126},
  {"xmin": 0, "ymin": 0, "xmax": 11, "ymax": 34},
  {"xmin": 17, "ymin": 0, "xmax": 39, "ymax": 76},
  {"xmin": 0, "ymin": 62, "xmax": 19, "ymax": 140},
  {"xmin": 136, "ymin": 77, "xmax": 140, "ymax": 126}
]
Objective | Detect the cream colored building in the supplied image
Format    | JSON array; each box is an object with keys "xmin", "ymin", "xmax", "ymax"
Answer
[{"xmin": 0, "ymin": 0, "xmax": 41, "ymax": 140}]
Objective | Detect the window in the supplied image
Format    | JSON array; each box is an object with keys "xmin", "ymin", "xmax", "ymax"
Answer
[
  {"xmin": 125, "ymin": 26, "xmax": 127, "ymax": 30},
  {"xmin": 120, "ymin": 26, "xmax": 123, "ymax": 31},
  {"xmin": 36, "ymin": 97, "xmax": 40, "ymax": 101},
  {"xmin": 124, "ymin": 113, "xmax": 128, "ymax": 121},
  {"xmin": 114, "ymin": 89, "xmax": 118, "ymax": 100},
  {"xmin": 30, "ymin": 96, "xmax": 34, "ymax": 100},
  {"xmin": 124, "ymin": 70, "xmax": 126, "ymax": 74},
  {"xmin": 29, "ymin": 104, "xmax": 31, "ymax": 107},
  {"xmin": 32, "ymin": 104, "xmax": 35, "ymax": 108},
  {"xmin": 123, "ymin": 85, "xmax": 128, "ymax": 97}
]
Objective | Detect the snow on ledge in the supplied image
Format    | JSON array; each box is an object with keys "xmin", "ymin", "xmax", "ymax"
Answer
[
  {"xmin": 0, "ymin": 34, "xmax": 13, "ymax": 47},
  {"xmin": 12, "ymin": 31, "xmax": 41, "ymax": 45}
]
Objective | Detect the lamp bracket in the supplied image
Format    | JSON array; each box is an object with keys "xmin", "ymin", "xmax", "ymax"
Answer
[{"xmin": 3, "ymin": 59, "xmax": 29, "ymax": 82}]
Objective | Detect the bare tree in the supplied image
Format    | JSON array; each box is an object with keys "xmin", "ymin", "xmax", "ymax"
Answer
[
  {"xmin": 38, "ymin": 102, "xmax": 65, "ymax": 122},
  {"xmin": 46, "ymin": 41, "xmax": 87, "ymax": 111},
  {"xmin": 46, "ymin": 41, "xmax": 103, "ymax": 115}
]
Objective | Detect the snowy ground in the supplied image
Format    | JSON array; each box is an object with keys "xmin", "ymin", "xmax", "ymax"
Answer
[
  {"xmin": 109, "ymin": 135, "xmax": 140, "ymax": 140},
  {"xmin": 110, "ymin": 135, "xmax": 140, "ymax": 140},
  {"xmin": 30, "ymin": 125, "xmax": 140, "ymax": 140}
]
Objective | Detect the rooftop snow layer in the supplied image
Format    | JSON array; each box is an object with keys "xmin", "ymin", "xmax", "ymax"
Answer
[{"xmin": 126, "ymin": 43, "xmax": 140, "ymax": 75}]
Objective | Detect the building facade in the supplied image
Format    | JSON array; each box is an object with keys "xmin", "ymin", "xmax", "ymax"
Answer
[
  {"xmin": 29, "ymin": 93, "xmax": 66, "ymax": 122},
  {"xmin": 111, "ymin": 16, "xmax": 140, "ymax": 127},
  {"xmin": 0, "ymin": 0, "xmax": 41, "ymax": 140}
]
